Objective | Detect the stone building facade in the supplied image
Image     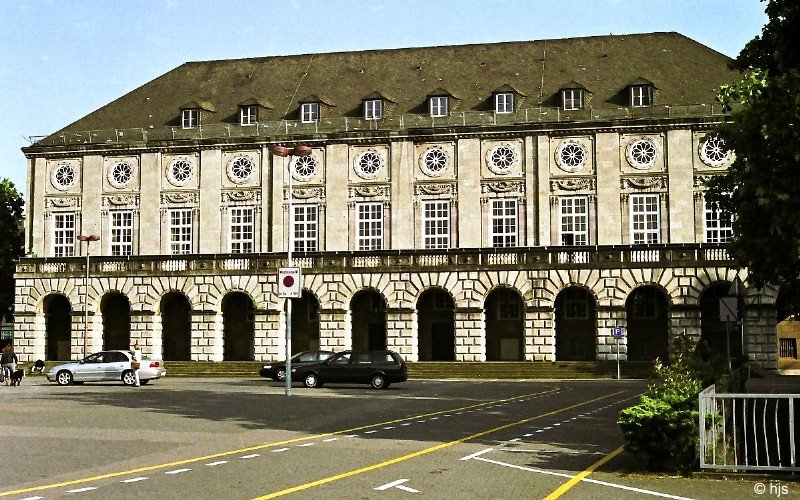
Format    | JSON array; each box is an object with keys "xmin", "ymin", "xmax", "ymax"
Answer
[{"xmin": 13, "ymin": 33, "xmax": 779, "ymax": 370}]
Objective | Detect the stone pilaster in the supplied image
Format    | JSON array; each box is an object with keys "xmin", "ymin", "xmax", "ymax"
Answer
[
  {"xmin": 130, "ymin": 311, "xmax": 156, "ymax": 357},
  {"xmin": 254, "ymin": 309, "xmax": 281, "ymax": 361},
  {"xmin": 12, "ymin": 312, "xmax": 37, "ymax": 362},
  {"xmin": 319, "ymin": 308, "xmax": 348, "ymax": 351},
  {"xmin": 455, "ymin": 307, "xmax": 484, "ymax": 361},
  {"xmin": 596, "ymin": 305, "xmax": 626, "ymax": 361},
  {"xmin": 192, "ymin": 311, "xmax": 219, "ymax": 361},
  {"xmin": 386, "ymin": 307, "xmax": 415, "ymax": 360},
  {"xmin": 744, "ymin": 305, "xmax": 778, "ymax": 373},
  {"xmin": 526, "ymin": 306, "xmax": 555, "ymax": 361}
]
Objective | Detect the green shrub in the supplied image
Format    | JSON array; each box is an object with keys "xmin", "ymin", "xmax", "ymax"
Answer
[{"xmin": 617, "ymin": 333, "xmax": 704, "ymax": 472}]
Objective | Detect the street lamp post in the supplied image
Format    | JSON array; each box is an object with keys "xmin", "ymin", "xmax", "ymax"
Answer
[
  {"xmin": 77, "ymin": 234, "xmax": 100, "ymax": 358},
  {"xmin": 270, "ymin": 144, "xmax": 311, "ymax": 396}
]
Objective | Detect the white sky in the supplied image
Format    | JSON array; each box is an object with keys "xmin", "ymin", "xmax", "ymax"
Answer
[{"xmin": 0, "ymin": 0, "xmax": 768, "ymax": 195}]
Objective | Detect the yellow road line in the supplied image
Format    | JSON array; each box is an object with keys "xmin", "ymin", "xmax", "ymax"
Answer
[
  {"xmin": 0, "ymin": 387, "xmax": 559, "ymax": 497},
  {"xmin": 253, "ymin": 389, "xmax": 627, "ymax": 499},
  {"xmin": 543, "ymin": 445, "xmax": 625, "ymax": 500}
]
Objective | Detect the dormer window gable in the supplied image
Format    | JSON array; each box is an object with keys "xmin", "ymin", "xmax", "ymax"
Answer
[
  {"xmin": 427, "ymin": 88, "xmax": 457, "ymax": 117},
  {"xmin": 179, "ymin": 100, "xmax": 215, "ymax": 129},
  {"xmin": 560, "ymin": 82, "xmax": 590, "ymax": 111},
  {"xmin": 238, "ymin": 97, "xmax": 274, "ymax": 126},
  {"xmin": 628, "ymin": 78, "xmax": 656, "ymax": 107},
  {"xmin": 491, "ymin": 84, "xmax": 525, "ymax": 114},
  {"xmin": 361, "ymin": 91, "xmax": 396, "ymax": 120},
  {"xmin": 298, "ymin": 94, "xmax": 334, "ymax": 123}
]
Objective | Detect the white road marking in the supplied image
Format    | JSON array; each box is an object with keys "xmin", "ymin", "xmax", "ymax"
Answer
[
  {"xmin": 21, "ymin": 496, "xmax": 44, "ymax": 499},
  {"xmin": 343, "ymin": 434, "xmax": 358, "ymax": 438},
  {"xmin": 472, "ymin": 455, "xmax": 695, "ymax": 500},
  {"xmin": 165, "ymin": 468, "xmax": 191, "ymax": 475},
  {"xmin": 66, "ymin": 487, "xmax": 98, "ymax": 493},
  {"xmin": 536, "ymin": 430, "xmax": 544, "ymax": 433},
  {"xmin": 206, "ymin": 461, "xmax": 228, "ymax": 466},
  {"xmin": 240, "ymin": 453, "xmax": 260, "ymax": 458},
  {"xmin": 323, "ymin": 438, "xmax": 338, "ymax": 442},
  {"xmin": 272, "ymin": 447, "xmax": 290, "ymax": 453},
  {"xmin": 297, "ymin": 443, "xmax": 314, "ymax": 447},
  {"xmin": 374, "ymin": 478, "xmax": 420, "ymax": 493},
  {"xmin": 523, "ymin": 433, "xmax": 533, "ymax": 437},
  {"xmin": 365, "ymin": 430, "xmax": 378, "ymax": 434},
  {"xmin": 383, "ymin": 426, "xmax": 395, "ymax": 429},
  {"xmin": 460, "ymin": 447, "xmax": 494, "ymax": 461},
  {"xmin": 401, "ymin": 423, "xmax": 412, "ymax": 426},
  {"xmin": 121, "ymin": 476, "xmax": 149, "ymax": 482}
]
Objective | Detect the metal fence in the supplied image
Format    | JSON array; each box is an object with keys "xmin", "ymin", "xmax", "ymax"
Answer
[{"xmin": 699, "ymin": 385, "xmax": 799, "ymax": 471}]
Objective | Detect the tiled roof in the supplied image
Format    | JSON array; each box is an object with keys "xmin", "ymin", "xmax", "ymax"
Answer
[{"xmin": 46, "ymin": 32, "xmax": 736, "ymax": 137}]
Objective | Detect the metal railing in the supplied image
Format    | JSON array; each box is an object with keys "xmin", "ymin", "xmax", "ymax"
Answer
[
  {"xmin": 700, "ymin": 384, "xmax": 799, "ymax": 471},
  {"xmin": 29, "ymin": 104, "xmax": 727, "ymax": 148}
]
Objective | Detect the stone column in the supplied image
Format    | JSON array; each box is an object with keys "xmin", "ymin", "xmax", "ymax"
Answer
[
  {"xmin": 595, "ymin": 133, "xmax": 622, "ymax": 245},
  {"xmin": 454, "ymin": 307, "xmax": 484, "ymax": 361},
  {"xmin": 325, "ymin": 144, "xmax": 349, "ymax": 251},
  {"xmin": 199, "ymin": 149, "xmax": 222, "ymax": 254},
  {"xmin": 12, "ymin": 311, "xmax": 37, "ymax": 362},
  {"xmin": 319, "ymin": 308, "xmax": 348, "ymax": 351},
  {"xmin": 744, "ymin": 304, "xmax": 778, "ymax": 373},
  {"xmin": 254, "ymin": 309, "xmax": 280, "ymax": 361},
  {"xmin": 386, "ymin": 307, "xmax": 415, "ymax": 360},
  {"xmin": 457, "ymin": 138, "xmax": 481, "ymax": 248},
  {"xmin": 130, "ymin": 311, "xmax": 156, "ymax": 358},
  {"xmin": 192, "ymin": 310, "xmax": 219, "ymax": 361},
  {"xmin": 138, "ymin": 152, "xmax": 161, "ymax": 255},
  {"xmin": 526, "ymin": 306, "xmax": 555, "ymax": 361},
  {"xmin": 666, "ymin": 129, "xmax": 694, "ymax": 243},
  {"xmin": 596, "ymin": 305, "xmax": 626, "ymax": 361},
  {"xmin": 30, "ymin": 157, "xmax": 47, "ymax": 255}
]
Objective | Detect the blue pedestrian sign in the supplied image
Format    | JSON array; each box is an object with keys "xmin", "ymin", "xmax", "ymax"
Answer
[{"xmin": 612, "ymin": 326, "xmax": 624, "ymax": 338}]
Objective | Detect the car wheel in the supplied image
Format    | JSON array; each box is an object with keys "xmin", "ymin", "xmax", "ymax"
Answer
[
  {"xmin": 56, "ymin": 370, "xmax": 73, "ymax": 386},
  {"xmin": 276, "ymin": 368, "xmax": 286, "ymax": 382},
  {"xmin": 122, "ymin": 370, "xmax": 137, "ymax": 386},
  {"xmin": 303, "ymin": 372, "xmax": 320, "ymax": 388},
  {"xmin": 371, "ymin": 374, "xmax": 387, "ymax": 390}
]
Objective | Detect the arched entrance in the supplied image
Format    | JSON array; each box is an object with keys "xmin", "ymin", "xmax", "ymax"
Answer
[
  {"xmin": 555, "ymin": 287, "xmax": 597, "ymax": 360},
  {"xmin": 101, "ymin": 292, "xmax": 131, "ymax": 351},
  {"xmin": 292, "ymin": 291, "xmax": 321, "ymax": 353},
  {"xmin": 161, "ymin": 292, "xmax": 192, "ymax": 361},
  {"xmin": 418, "ymin": 288, "xmax": 455, "ymax": 361},
  {"xmin": 485, "ymin": 288, "xmax": 524, "ymax": 361},
  {"xmin": 44, "ymin": 294, "xmax": 72, "ymax": 360},
  {"xmin": 222, "ymin": 292, "xmax": 254, "ymax": 361},
  {"xmin": 699, "ymin": 282, "xmax": 740, "ymax": 367},
  {"xmin": 626, "ymin": 286, "xmax": 669, "ymax": 362},
  {"xmin": 351, "ymin": 289, "xmax": 386, "ymax": 350}
]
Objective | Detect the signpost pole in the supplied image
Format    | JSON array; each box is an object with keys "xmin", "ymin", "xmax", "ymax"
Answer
[
  {"xmin": 285, "ymin": 157, "xmax": 293, "ymax": 397},
  {"xmin": 616, "ymin": 335, "xmax": 620, "ymax": 380}
]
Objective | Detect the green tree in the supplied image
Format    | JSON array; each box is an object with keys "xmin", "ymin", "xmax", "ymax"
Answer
[
  {"xmin": 0, "ymin": 178, "xmax": 25, "ymax": 323},
  {"xmin": 707, "ymin": 0, "xmax": 800, "ymax": 290}
]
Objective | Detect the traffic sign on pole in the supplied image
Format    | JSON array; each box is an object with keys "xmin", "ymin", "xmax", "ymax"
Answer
[{"xmin": 278, "ymin": 267, "xmax": 302, "ymax": 298}]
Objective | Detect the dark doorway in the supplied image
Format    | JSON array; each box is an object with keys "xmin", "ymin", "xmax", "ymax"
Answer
[
  {"xmin": 555, "ymin": 287, "xmax": 597, "ymax": 360},
  {"xmin": 44, "ymin": 294, "xmax": 72, "ymax": 360},
  {"xmin": 699, "ymin": 282, "xmax": 740, "ymax": 368},
  {"xmin": 222, "ymin": 292, "xmax": 254, "ymax": 361},
  {"xmin": 485, "ymin": 288, "xmax": 525, "ymax": 361},
  {"xmin": 351, "ymin": 289, "xmax": 386, "ymax": 350},
  {"xmin": 292, "ymin": 291, "xmax": 321, "ymax": 353},
  {"xmin": 418, "ymin": 288, "xmax": 455, "ymax": 361},
  {"xmin": 161, "ymin": 292, "xmax": 192, "ymax": 361},
  {"xmin": 101, "ymin": 292, "xmax": 130, "ymax": 351},
  {"xmin": 626, "ymin": 286, "xmax": 669, "ymax": 362}
]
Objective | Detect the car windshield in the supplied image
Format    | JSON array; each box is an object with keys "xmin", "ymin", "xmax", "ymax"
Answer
[
  {"xmin": 83, "ymin": 353, "xmax": 104, "ymax": 364},
  {"xmin": 330, "ymin": 353, "xmax": 351, "ymax": 365}
]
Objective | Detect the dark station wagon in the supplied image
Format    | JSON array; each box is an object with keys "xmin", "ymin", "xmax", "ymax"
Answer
[{"xmin": 291, "ymin": 350, "xmax": 407, "ymax": 389}]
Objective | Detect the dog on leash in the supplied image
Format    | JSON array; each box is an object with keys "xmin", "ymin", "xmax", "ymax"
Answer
[{"xmin": 10, "ymin": 369, "xmax": 24, "ymax": 386}]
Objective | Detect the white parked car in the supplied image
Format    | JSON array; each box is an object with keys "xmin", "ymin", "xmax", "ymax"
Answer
[{"xmin": 46, "ymin": 350, "xmax": 166, "ymax": 386}]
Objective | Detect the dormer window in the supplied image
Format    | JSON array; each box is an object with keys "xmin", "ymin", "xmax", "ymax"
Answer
[
  {"xmin": 240, "ymin": 105, "xmax": 257, "ymax": 126},
  {"xmin": 181, "ymin": 108, "xmax": 198, "ymax": 128},
  {"xmin": 301, "ymin": 102, "xmax": 319, "ymax": 123},
  {"xmin": 495, "ymin": 93, "xmax": 514, "ymax": 114},
  {"xmin": 562, "ymin": 89, "xmax": 583, "ymax": 110},
  {"xmin": 364, "ymin": 99, "xmax": 383, "ymax": 120},
  {"xmin": 430, "ymin": 96, "xmax": 448, "ymax": 117},
  {"xmin": 630, "ymin": 85, "xmax": 653, "ymax": 107}
]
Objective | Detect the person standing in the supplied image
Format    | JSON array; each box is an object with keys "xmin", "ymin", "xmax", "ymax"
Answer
[
  {"xmin": 1, "ymin": 344, "xmax": 19, "ymax": 386},
  {"xmin": 131, "ymin": 342, "xmax": 142, "ymax": 387}
]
